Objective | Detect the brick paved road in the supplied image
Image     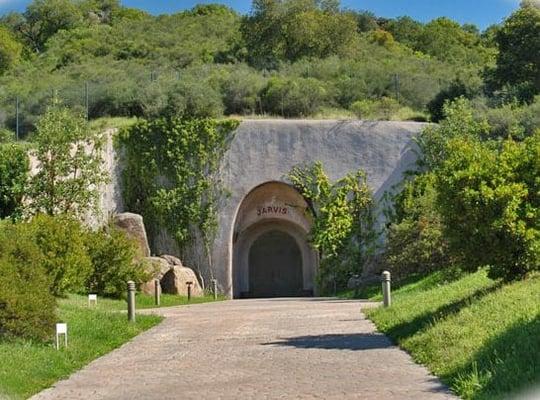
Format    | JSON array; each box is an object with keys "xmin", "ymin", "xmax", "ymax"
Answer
[{"xmin": 32, "ymin": 298, "xmax": 457, "ymax": 400}]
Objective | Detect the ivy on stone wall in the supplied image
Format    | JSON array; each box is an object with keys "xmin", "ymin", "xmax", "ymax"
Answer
[
  {"xmin": 118, "ymin": 117, "xmax": 239, "ymax": 278},
  {"xmin": 288, "ymin": 162, "xmax": 377, "ymax": 292}
]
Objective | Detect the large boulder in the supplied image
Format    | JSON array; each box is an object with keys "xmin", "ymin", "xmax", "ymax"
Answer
[
  {"xmin": 139, "ymin": 255, "xmax": 204, "ymax": 297},
  {"xmin": 160, "ymin": 254, "xmax": 183, "ymax": 266},
  {"xmin": 114, "ymin": 213, "xmax": 151, "ymax": 258},
  {"xmin": 140, "ymin": 257, "xmax": 171, "ymax": 295},
  {"xmin": 161, "ymin": 265, "xmax": 204, "ymax": 297}
]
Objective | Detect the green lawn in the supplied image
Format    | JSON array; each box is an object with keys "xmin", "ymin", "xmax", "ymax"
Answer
[
  {"xmin": 0, "ymin": 295, "xmax": 162, "ymax": 399},
  {"xmin": 62, "ymin": 292, "xmax": 226, "ymax": 311},
  {"xmin": 362, "ymin": 270, "xmax": 540, "ymax": 400},
  {"xmin": 0, "ymin": 291, "xmax": 224, "ymax": 399}
]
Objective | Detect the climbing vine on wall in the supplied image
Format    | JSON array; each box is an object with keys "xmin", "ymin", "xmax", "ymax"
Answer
[
  {"xmin": 288, "ymin": 162, "xmax": 377, "ymax": 292},
  {"xmin": 118, "ymin": 117, "xmax": 239, "ymax": 277}
]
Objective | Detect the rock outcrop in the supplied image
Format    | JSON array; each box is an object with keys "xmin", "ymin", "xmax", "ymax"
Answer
[
  {"xmin": 114, "ymin": 213, "xmax": 151, "ymax": 258},
  {"xmin": 161, "ymin": 265, "xmax": 204, "ymax": 297},
  {"xmin": 140, "ymin": 255, "xmax": 204, "ymax": 297}
]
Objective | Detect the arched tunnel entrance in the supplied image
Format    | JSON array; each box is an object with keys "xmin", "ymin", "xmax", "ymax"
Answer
[
  {"xmin": 249, "ymin": 229, "xmax": 303, "ymax": 297},
  {"xmin": 232, "ymin": 182, "xmax": 318, "ymax": 298}
]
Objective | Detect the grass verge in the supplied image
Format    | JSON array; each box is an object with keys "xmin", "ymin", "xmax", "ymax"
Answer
[
  {"xmin": 362, "ymin": 270, "xmax": 540, "ymax": 400},
  {"xmin": 61, "ymin": 293, "xmax": 226, "ymax": 311},
  {"xmin": 0, "ymin": 296, "xmax": 162, "ymax": 399}
]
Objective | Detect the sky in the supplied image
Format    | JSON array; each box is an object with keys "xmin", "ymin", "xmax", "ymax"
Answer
[{"xmin": 0, "ymin": 0, "xmax": 524, "ymax": 30}]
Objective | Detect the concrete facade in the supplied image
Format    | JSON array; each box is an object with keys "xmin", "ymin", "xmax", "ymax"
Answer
[
  {"xmin": 99, "ymin": 119, "xmax": 426, "ymax": 298},
  {"xmin": 215, "ymin": 119, "xmax": 425, "ymax": 298}
]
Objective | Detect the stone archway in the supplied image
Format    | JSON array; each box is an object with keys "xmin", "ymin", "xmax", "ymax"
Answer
[{"xmin": 232, "ymin": 182, "xmax": 318, "ymax": 298}]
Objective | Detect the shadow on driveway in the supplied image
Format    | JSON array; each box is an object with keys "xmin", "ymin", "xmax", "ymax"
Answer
[{"xmin": 262, "ymin": 333, "xmax": 393, "ymax": 351}]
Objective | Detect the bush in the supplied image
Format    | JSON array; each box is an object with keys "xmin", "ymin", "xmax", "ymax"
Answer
[
  {"xmin": 85, "ymin": 223, "xmax": 150, "ymax": 298},
  {"xmin": 27, "ymin": 215, "xmax": 93, "ymax": 296},
  {"xmin": 0, "ymin": 143, "xmax": 29, "ymax": 219},
  {"xmin": 164, "ymin": 79, "xmax": 224, "ymax": 118},
  {"xmin": 383, "ymin": 175, "xmax": 453, "ymax": 280},
  {"xmin": 0, "ymin": 222, "xmax": 56, "ymax": 341},
  {"xmin": 435, "ymin": 131, "xmax": 540, "ymax": 280},
  {"xmin": 350, "ymin": 97, "xmax": 401, "ymax": 120},
  {"xmin": 427, "ymin": 78, "xmax": 481, "ymax": 122},
  {"xmin": 262, "ymin": 77, "xmax": 328, "ymax": 117}
]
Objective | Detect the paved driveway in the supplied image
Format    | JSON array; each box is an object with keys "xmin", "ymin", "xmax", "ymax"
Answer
[{"xmin": 33, "ymin": 298, "xmax": 456, "ymax": 400}]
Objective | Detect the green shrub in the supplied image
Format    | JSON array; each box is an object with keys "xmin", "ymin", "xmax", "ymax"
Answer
[
  {"xmin": 350, "ymin": 97, "xmax": 401, "ymax": 120},
  {"xmin": 383, "ymin": 174, "xmax": 453, "ymax": 280},
  {"xmin": 0, "ymin": 143, "xmax": 29, "ymax": 219},
  {"xmin": 27, "ymin": 215, "xmax": 93, "ymax": 296},
  {"xmin": 435, "ymin": 131, "xmax": 540, "ymax": 280},
  {"xmin": 0, "ymin": 222, "xmax": 56, "ymax": 341},
  {"xmin": 164, "ymin": 79, "xmax": 224, "ymax": 118},
  {"xmin": 262, "ymin": 77, "xmax": 328, "ymax": 117},
  {"xmin": 85, "ymin": 223, "xmax": 150, "ymax": 298}
]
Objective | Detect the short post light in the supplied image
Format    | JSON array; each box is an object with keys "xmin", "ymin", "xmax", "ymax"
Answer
[
  {"xmin": 186, "ymin": 281, "xmax": 193, "ymax": 302},
  {"xmin": 55, "ymin": 323, "xmax": 68, "ymax": 350},
  {"xmin": 154, "ymin": 279, "xmax": 161, "ymax": 307},
  {"xmin": 212, "ymin": 279, "xmax": 218, "ymax": 301},
  {"xmin": 88, "ymin": 293, "xmax": 97, "ymax": 307},
  {"xmin": 127, "ymin": 280, "xmax": 136, "ymax": 322},
  {"xmin": 381, "ymin": 271, "xmax": 391, "ymax": 308}
]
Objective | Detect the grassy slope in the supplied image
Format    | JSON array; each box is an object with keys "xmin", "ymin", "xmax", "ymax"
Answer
[
  {"xmin": 363, "ymin": 270, "xmax": 540, "ymax": 400},
  {"xmin": 0, "ymin": 296, "xmax": 162, "ymax": 399}
]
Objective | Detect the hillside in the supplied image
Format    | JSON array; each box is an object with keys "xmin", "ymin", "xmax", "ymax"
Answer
[
  {"xmin": 362, "ymin": 271, "xmax": 540, "ymax": 399},
  {"xmin": 0, "ymin": 0, "xmax": 513, "ymax": 139}
]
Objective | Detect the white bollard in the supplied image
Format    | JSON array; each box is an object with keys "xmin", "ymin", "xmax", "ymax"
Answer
[
  {"xmin": 88, "ymin": 293, "xmax": 97, "ymax": 307},
  {"xmin": 55, "ymin": 323, "xmax": 68, "ymax": 350},
  {"xmin": 382, "ymin": 271, "xmax": 391, "ymax": 308}
]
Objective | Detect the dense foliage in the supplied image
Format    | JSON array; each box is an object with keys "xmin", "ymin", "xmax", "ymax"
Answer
[
  {"xmin": 0, "ymin": 140, "xmax": 28, "ymax": 219},
  {"xmin": 0, "ymin": 213, "xmax": 149, "ymax": 341},
  {"xmin": 384, "ymin": 98, "xmax": 540, "ymax": 281},
  {"xmin": 85, "ymin": 222, "xmax": 150, "ymax": 298},
  {"xmin": 25, "ymin": 98, "xmax": 108, "ymax": 218},
  {"xmin": 435, "ymin": 131, "xmax": 539, "ymax": 280},
  {"xmin": 120, "ymin": 117, "xmax": 239, "ymax": 277},
  {"xmin": 2, "ymin": 0, "xmax": 530, "ymax": 135},
  {"xmin": 288, "ymin": 162, "xmax": 376, "ymax": 291},
  {"xmin": 382, "ymin": 174, "xmax": 452, "ymax": 280},
  {"xmin": 486, "ymin": 2, "xmax": 540, "ymax": 102},
  {"xmin": 0, "ymin": 219, "xmax": 56, "ymax": 341},
  {"xmin": 27, "ymin": 214, "xmax": 93, "ymax": 296}
]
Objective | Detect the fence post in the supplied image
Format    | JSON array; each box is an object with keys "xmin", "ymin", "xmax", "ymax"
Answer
[
  {"xmin": 127, "ymin": 280, "xmax": 136, "ymax": 322},
  {"xmin": 382, "ymin": 271, "xmax": 391, "ymax": 308},
  {"xmin": 15, "ymin": 96, "xmax": 19, "ymax": 141}
]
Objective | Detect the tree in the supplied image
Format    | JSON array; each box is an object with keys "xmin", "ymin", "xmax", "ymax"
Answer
[
  {"xmin": 25, "ymin": 98, "xmax": 108, "ymax": 218},
  {"xmin": 434, "ymin": 131, "xmax": 540, "ymax": 280},
  {"xmin": 9, "ymin": 0, "xmax": 83, "ymax": 52},
  {"xmin": 0, "ymin": 143, "xmax": 28, "ymax": 219},
  {"xmin": 383, "ymin": 16, "xmax": 423, "ymax": 49},
  {"xmin": 488, "ymin": 4, "xmax": 540, "ymax": 101},
  {"xmin": 241, "ymin": 0, "xmax": 357, "ymax": 67},
  {"xmin": 0, "ymin": 25, "xmax": 23, "ymax": 74}
]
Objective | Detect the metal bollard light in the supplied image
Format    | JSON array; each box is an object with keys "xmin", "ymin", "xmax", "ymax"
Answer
[
  {"xmin": 186, "ymin": 281, "xmax": 193, "ymax": 302},
  {"xmin": 212, "ymin": 279, "xmax": 218, "ymax": 301},
  {"xmin": 382, "ymin": 271, "xmax": 391, "ymax": 308},
  {"xmin": 127, "ymin": 280, "xmax": 136, "ymax": 322},
  {"xmin": 154, "ymin": 279, "xmax": 161, "ymax": 306}
]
